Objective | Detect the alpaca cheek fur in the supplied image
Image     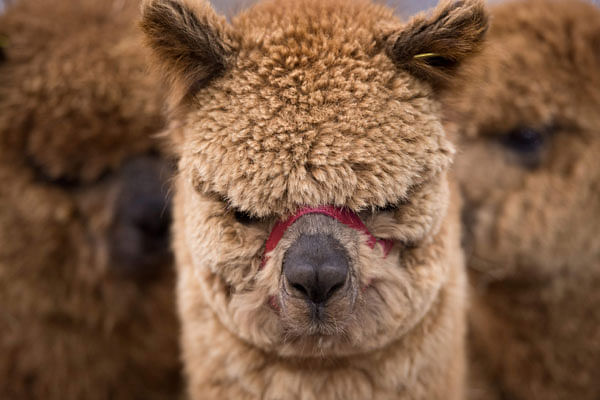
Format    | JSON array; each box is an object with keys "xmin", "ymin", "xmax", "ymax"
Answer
[{"xmin": 179, "ymin": 177, "xmax": 281, "ymax": 349}]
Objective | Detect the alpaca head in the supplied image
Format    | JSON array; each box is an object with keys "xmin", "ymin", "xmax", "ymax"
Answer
[
  {"xmin": 444, "ymin": 0, "xmax": 600, "ymax": 282},
  {"xmin": 143, "ymin": 0, "xmax": 487, "ymax": 357}
]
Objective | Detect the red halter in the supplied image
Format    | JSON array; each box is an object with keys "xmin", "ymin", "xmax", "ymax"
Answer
[{"xmin": 260, "ymin": 205, "xmax": 394, "ymax": 268}]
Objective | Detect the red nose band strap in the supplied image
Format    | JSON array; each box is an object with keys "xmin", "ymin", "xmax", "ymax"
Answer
[{"xmin": 261, "ymin": 205, "xmax": 394, "ymax": 268}]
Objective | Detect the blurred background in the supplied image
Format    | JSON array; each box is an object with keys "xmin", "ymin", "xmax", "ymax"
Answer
[
  {"xmin": 207, "ymin": 0, "xmax": 440, "ymax": 15},
  {"xmin": 208, "ymin": 0, "xmax": 600, "ymax": 16},
  {"xmin": 0, "ymin": 0, "xmax": 598, "ymax": 15}
]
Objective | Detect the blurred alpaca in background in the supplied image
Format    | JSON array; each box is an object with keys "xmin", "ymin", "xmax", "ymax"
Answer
[
  {"xmin": 0, "ymin": 0, "xmax": 181, "ymax": 398},
  {"xmin": 443, "ymin": 1, "xmax": 600, "ymax": 399}
]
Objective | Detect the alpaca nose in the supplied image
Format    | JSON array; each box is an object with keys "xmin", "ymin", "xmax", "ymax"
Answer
[
  {"xmin": 283, "ymin": 233, "xmax": 349, "ymax": 304},
  {"xmin": 109, "ymin": 156, "xmax": 172, "ymax": 279}
]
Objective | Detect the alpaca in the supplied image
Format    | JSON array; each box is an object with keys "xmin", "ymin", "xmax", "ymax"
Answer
[
  {"xmin": 442, "ymin": 1, "xmax": 600, "ymax": 399},
  {"xmin": 142, "ymin": 0, "xmax": 488, "ymax": 398},
  {"xmin": 0, "ymin": 0, "xmax": 180, "ymax": 398}
]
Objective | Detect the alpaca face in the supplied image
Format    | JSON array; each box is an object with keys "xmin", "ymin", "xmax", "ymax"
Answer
[
  {"xmin": 179, "ymin": 174, "xmax": 452, "ymax": 356},
  {"xmin": 144, "ymin": 0, "xmax": 487, "ymax": 358},
  {"xmin": 444, "ymin": 0, "xmax": 600, "ymax": 281}
]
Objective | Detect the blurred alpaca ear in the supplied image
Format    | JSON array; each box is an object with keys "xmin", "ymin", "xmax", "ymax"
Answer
[
  {"xmin": 386, "ymin": 0, "xmax": 488, "ymax": 88},
  {"xmin": 141, "ymin": 0, "xmax": 238, "ymax": 101}
]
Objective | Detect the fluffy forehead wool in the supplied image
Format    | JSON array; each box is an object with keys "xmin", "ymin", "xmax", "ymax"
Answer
[{"xmin": 182, "ymin": 0, "xmax": 454, "ymax": 217}]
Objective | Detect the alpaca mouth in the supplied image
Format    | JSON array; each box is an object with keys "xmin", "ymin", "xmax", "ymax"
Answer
[
  {"xmin": 278, "ymin": 280, "xmax": 357, "ymax": 339},
  {"xmin": 283, "ymin": 306, "xmax": 350, "ymax": 338}
]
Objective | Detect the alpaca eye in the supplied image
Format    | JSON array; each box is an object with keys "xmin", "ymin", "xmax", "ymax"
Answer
[
  {"xmin": 233, "ymin": 209, "xmax": 261, "ymax": 225},
  {"xmin": 502, "ymin": 127, "xmax": 545, "ymax": 154},
  {"xmin": 376, "ymin": 203, "xmax": 399, "ymax": 213}
]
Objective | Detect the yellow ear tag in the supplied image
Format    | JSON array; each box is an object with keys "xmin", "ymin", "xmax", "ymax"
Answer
[{"xmin": 413, "ymin": 52, "xmax": 441, "ymax": 60}]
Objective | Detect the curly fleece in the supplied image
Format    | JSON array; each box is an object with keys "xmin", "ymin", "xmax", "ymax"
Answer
[{"xmin": 143, "ymin": 0, "xmax": 487, "ymax": 399}]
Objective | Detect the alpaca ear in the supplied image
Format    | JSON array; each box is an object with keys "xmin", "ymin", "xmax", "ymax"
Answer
[
  {"xmin": 386, "ymin": 0, "xmax": 488, "ymax": 88},
  {"xmin": 141, "ymin": 0, "xmax": 238, "ymax": 101}
]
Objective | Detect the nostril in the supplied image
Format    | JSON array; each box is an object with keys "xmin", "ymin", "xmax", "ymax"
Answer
[
  {"xmin": 291, "ymin": 283, "xmax": 308, "ymax": 297},
  {"xmin": 317, "ymin": 263, "xmax": 347, "ymax": 303},
  {"xmin": 283, "ymin": 262, "xmax": 315, "ymax": 297},
  {"xmin": 326, "ymin": 281, "xmax": 344, "ymax": 300}
]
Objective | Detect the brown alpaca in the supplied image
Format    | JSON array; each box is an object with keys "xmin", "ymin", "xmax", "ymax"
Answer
[
  {"xmin": 142, "ymin": 0, "xmax": 487, "ymax": 398},
  {"xmin": 442, "ymin": 1, "xmax": 600, "ymax": 399},
  {"xmin": 0, "ymin": 0, "xmax": 180, "ymax": 399}
]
